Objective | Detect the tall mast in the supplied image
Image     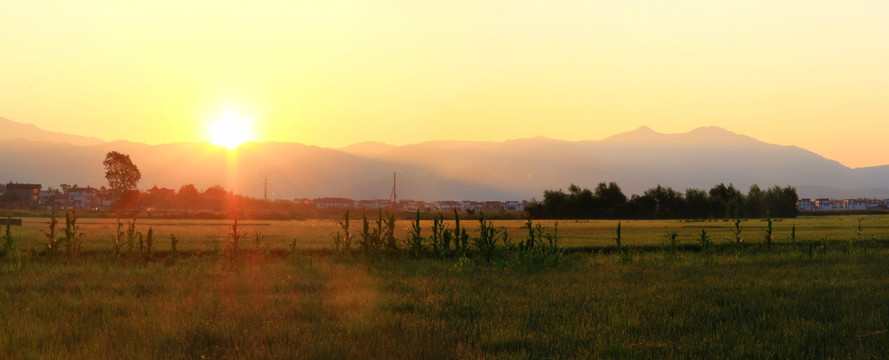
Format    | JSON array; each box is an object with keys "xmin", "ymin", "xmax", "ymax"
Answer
[{"xmin": 389, "ymin": 172, "xmax": 397, "ymax": 208}]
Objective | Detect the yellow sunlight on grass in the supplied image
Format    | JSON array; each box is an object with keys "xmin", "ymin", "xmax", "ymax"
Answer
[{"xmin": 208, "ymin": 111, "xmax": 254, "ymax": 150}]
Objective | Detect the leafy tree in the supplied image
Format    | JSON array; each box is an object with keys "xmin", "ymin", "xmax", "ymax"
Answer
[
  {"xmin": 684, "ymin": 188, "xmax": 709, "ymax": 219},
  {"xmin": 594, "ymin": 182, "xmax": 627, "ymax": 217},
  {"xmin": 745, "ymin": 184, "xmax": 764, "ymax": 218},
  {"xmin": 709, "ymin": 183, "xmax": 743, "ymax": 218},
  {"xmin": 177, "ymin": 184, "xmax": 200, "ymax": 210},
  {"xmin": 103, "ymin": 151, "xmax": 141, "ymax": 202}
]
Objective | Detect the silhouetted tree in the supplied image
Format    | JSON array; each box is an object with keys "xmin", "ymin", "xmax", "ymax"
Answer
[
  {"xmin": 530, "ymin": 181, "xmax": 799, "ymax": 220},
  {"xmin": 177, "ymin": 184, "xmax": 200, "ymax": 210},
  {"xmin": 103, "ymin": 151, "xmax": 141, "ymax": 204}
]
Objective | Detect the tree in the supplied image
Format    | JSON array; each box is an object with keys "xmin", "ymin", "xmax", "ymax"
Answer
[
  {"xmin": 103, "ymin": 151, "xmax": 141, "ymax": 202},
  {"xmin": 177, "ymin": 184, "xmax": 200, "ymax": 210}
]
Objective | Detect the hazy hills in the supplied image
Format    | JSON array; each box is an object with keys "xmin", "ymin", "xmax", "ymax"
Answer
[
  {"xmin": 0, "ymin": 116, "xmax": 105, "ymax": 146},
  {"xmin": 1, "ymin": 117, "xmax": 887, "ymax": 200}
]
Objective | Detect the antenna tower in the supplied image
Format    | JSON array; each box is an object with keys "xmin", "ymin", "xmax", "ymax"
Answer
[{"xmin": 389, "ymin": 172, "xmax": 397, "ymax": 208}]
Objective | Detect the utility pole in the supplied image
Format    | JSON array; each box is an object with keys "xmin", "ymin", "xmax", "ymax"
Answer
[{"xmin": 264, "ymin": 177, "xmax": 268, "ymax": 201}]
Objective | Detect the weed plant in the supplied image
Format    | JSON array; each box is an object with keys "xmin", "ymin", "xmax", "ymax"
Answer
[
  {"xmin": 474, "ymin": 213, "xmax": 501, "ymax": 263},
  {"xmin": 111, "ymin": 219, "xmax": 125, "ymax": 257},
  {"xmin": 252, "ymin": 231, "xmax": 268, "ymax": 257},
  {"xmin": 405, "ymin": 210, "xmax": 425, "ymax": 257},
  {"xmin": 42, "ymin": 210, "xmax": 61, "ymax": 256},
  {"xmin": 125, "ymin": 218, "xmax": 139, "ymax": 255},
  {"xmin": 510, "ymin": 219, "xmax": 563, "ymax": 267},
  {"xmin": 332, "ymin": 210, "xmax": 352, "ymax": 254},
  {"xmin": 429, "ymin": 214, "xmax": 445, "ymax": 257},
  {"xmin": 358, "ymin": 211, "xmax": 382, "ymax": 254},
  {"xmin": 698, "ymin": 229, "xmax": 713, "ymax": 251},
  {"xmin": 170, "ymin": 234, "xmax": 179, "ymax": 261},
  {"xmin": 224, "ymin": 219, "xmax": 246, "ymax": 262},
  {"xmin": 663, "ymin": 231, "xmax": 679, "ymax": 253},
  {"xmin": 453, "ymin": 210, "xmax": 470, "ymax": 256},
  {"xmin": 383, "ymin": 211, "xmax": 398, "ymax": 251},
  {"xmin": 615, "ymin": 221, "xmax": 631, "ymax": 263},
  {"xmin": 764, "ymin": 211, "xmax": 773, "ymax": 249},
  {"xmin": 143, "ymin": 227, "xmax": 154, "ymax": 261},
  {"xmin": 733, "ymin": 217, "xmax": 743, "ymax": 249},
  {"xmin": 1, "ymin": 216, "xmax": 14, "ymax": 258}
]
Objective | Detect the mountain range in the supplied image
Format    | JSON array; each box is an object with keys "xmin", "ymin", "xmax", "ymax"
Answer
[{"xmin": 2, "ymin": 116, "xmax": 888, "ymax": 200}]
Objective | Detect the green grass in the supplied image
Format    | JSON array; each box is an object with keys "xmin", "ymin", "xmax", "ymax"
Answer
[
  {"xmin": 1, "ymin": 251, "xmax": 888, "ymax": 359},
  {"xmin": 1, "ymin": 214, "xmax": 888, "ymax": 358}
]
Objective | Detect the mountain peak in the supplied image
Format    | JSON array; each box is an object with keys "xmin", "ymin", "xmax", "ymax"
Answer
[{"xmin": 600, "ymin": 126, "xmax": 664, "ymax": 143}]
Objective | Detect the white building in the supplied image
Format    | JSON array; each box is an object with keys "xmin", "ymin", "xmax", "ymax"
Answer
[{"xmin": 314, "ymin": 198, "xmax": 355, "ymax": 209}]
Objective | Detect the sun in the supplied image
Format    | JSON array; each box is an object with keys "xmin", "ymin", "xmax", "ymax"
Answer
[{"xmin": 208, "ymin": 111, "xmax": 253, "ymax": 149}]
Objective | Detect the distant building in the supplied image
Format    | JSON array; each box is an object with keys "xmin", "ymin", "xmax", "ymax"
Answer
[
  {"xmin": 461, "ymin": 201, "xmax": 482, "ymax": 211},
  {"xmin": 798, "ymin": 198, "xmax": 816, "ymax": 211},
  {"xmin": 434, "ymin": 201, "xmax": 461, "ymax": 211},
  {"xmin": 845, "ymin": 199, "xmax": 868, "ymax": 210},
  {"xmin": 39, "ymin": 188, "xmax": 64, "ymax": 209},
  {"xmin": 67, "ymin": 186, "xmax": 100, "ymax": 210},
  {"xmin": 1, "ymin": 183, "xmax": 41, "ymax": 209},
  {"xmin": 358, "ymin": 199, "xmax": 391, "ymax": 209},
  {"xmin": 504, "ymin": 200, "xmax": 526, "ymax": 211},
  {"xmin": 814, "ymin": 198, "xmax": 834, "ymax": 211},
  {"xmin": 398, "ymin": 199, "xmax": 424, "ymax": 212},
  {"xmin": 313, "ymin": 198, "xmax": 356, "ymax": 209}
]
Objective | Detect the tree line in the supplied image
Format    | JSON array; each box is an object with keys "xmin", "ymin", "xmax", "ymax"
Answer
[{"xmin": 524, "ymin": 182, "xmax": 799, "ymax": 219}]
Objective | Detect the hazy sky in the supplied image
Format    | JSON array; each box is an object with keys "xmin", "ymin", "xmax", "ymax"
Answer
[{"xmin": 1, "ymin": 1, "xmax": 887, "ymax": 168}]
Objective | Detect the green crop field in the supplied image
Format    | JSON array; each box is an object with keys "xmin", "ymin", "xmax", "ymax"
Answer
[{"xmin": 1, "ymin": 214, "xmax": 888, "ymax": 358}]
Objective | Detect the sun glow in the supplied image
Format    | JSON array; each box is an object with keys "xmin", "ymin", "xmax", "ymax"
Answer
[{"xmin": 208, "ymin": 111, "xmax": 253, "ymax": 149}]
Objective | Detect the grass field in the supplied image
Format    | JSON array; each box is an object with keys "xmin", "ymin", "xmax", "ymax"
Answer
[
  {"xmin": 1, "ymin": 214, "xmax": 888, "ymax": 358},
  {"xmin": 8, "ymin": 214, "xmax": 889, "ymax": 252}
]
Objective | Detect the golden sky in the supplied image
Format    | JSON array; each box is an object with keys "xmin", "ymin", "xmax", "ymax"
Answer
[{"xmin": 1, "ymin": 1, "xmax": 887, "ymax": 168}]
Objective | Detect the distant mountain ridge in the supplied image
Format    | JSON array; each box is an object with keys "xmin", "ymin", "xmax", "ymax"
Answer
[
  {"xmin": 1, "ymin": 117, "xmax": 887, "ymax": 200},
  {"xmin": 0, "ymin": 116, "xmax": 105, "ymax": 146}
]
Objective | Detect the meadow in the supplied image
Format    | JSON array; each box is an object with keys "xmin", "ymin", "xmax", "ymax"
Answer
[{"xmin": 1, "ymin": 214, "xmax": 888, "ymax": 358}]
